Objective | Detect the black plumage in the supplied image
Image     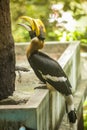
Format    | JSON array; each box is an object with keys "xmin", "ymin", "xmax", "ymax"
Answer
[{"xmin": 29, "ymin": 50, "xmax": 72, "ymax": 96}]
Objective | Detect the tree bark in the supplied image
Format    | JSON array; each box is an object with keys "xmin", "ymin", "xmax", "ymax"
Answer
[{"xmin": 0, "ymin": 0, "xmax": 15, "ymax": 99}]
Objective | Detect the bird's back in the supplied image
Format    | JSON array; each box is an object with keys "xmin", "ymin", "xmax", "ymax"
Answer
[
  {"xmin": 28, "ymin": 51, "xmax": 72, "ymax": 95},
  {"xmin": 29, "ymin": 51, "xmax": 65, "ymax": 75}
]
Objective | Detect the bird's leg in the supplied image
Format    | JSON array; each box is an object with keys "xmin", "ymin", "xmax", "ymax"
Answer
[{"xmin": 65, "ymin": 94, "xmax": 77, "ymax": 129}]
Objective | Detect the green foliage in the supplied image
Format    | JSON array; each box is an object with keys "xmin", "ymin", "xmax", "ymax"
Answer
[
  {"xmin": 47, "ymin": 1, "xmax": 87, "ymax": 44},
  {"xmin": 83, "ymin": 100, "xmax": 87, "ymax": 130},
  {"xmin": 10, "ymin": 0, "xmax": 50, "ymax": 42},
  {"xmin": 10, "ymin": 0, "xmax": 87, "ymax": 45}
]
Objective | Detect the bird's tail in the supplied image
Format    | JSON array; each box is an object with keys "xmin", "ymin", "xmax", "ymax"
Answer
[
  {"xmin": 68, "ymin": 108, "xmax": 77, "ymax": 123},
  {"xmin": 65, "ymin": 95, "xmax": 77, "ymax": 124}
]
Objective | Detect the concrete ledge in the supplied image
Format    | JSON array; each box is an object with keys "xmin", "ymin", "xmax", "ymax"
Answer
[{"xmin": 58, "ymin": 80, "xmax": 87, "ymax": 130}]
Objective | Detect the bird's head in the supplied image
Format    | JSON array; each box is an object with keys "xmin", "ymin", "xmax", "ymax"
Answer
[
  {"xmin": 18, "ymin": 16, "xmax": 46, "ymax": 57},
  {"xmin": 18, "ymin": 16, "xmax": 46, "ymax": 41}
]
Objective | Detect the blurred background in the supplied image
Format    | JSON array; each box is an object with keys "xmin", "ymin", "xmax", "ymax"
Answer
[{"xmin": 10, "ymin": 0, "xmax": 87, "ymax": 44}]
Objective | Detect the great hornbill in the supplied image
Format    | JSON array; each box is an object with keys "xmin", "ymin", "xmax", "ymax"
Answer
[{"xmin": 19, "ymin": 16, "xmax": 77, "ymax": 126}]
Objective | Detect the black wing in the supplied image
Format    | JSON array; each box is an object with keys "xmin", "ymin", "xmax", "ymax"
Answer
[{"xmin": 29, "ymin": 51, "xmax": 72, "ymax": 95}]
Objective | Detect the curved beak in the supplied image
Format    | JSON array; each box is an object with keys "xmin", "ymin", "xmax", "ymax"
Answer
[
  {"xmin": 18, "ymin": 23, "xmax": 31, "ymax": 31},
  {"xmin": 19, "ymin": 16, "xmax": 46, "ymax": 40},
  {"xmin": 19, "ymin": 16, "xmax": 35, "ymax": 31}
]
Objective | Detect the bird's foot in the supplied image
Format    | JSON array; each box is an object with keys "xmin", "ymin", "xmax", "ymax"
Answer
[
  {"xmin": 34, "ymin": 83, "xmax": 47, "ymax": 89},
  {"xmin": 68, "ymin": 109, "xmax": 77, "ymax": 123}
]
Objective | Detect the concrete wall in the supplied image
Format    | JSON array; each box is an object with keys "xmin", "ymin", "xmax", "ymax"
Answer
[{"xmin": 0, "ymin": 41, "xmax": 80, "ymax": 130}]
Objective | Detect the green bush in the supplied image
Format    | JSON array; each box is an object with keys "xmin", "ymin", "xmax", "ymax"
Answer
[
  {"xmin": 10, "ymin": 0, "xmax": 87, "ymax": 44},
  {"xmin": 83, "ymin": 100, "xmax": 87, "ymax": 130}
]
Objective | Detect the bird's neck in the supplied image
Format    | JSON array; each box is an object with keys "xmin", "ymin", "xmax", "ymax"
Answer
[{"xmin": 26, "ymin": 37, "xmax": 44, "ymax": 58}]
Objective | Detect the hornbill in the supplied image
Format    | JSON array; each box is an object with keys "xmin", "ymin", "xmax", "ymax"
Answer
[{"xmin": 19, "ymin": 16, "xmax": 77, "ymax": 127}]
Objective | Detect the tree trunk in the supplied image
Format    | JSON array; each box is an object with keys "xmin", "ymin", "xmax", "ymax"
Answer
[{"xmin": 0, "ymin": 0, "xmax": 15, "ymax": 99}]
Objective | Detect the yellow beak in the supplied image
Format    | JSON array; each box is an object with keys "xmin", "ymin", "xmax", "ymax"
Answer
[{"xmin": 20, "ymin": 16, "xmax": 46, "ymax": 37}]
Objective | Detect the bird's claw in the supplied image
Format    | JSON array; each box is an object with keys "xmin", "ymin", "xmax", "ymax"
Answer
[{"xmin": 34, "ymin": 84, "xmax": 46, "ymax": 89}]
